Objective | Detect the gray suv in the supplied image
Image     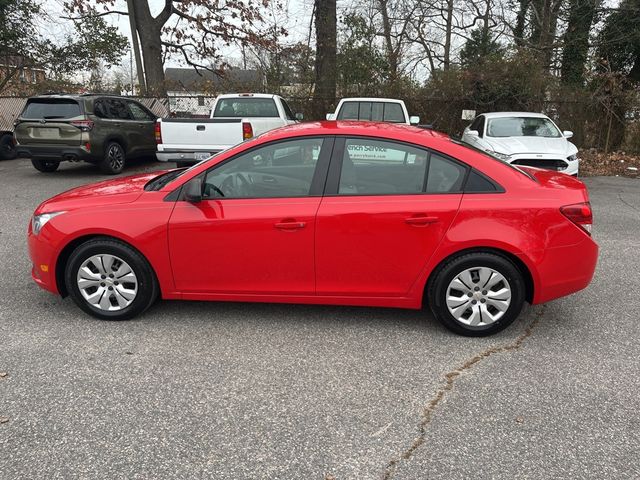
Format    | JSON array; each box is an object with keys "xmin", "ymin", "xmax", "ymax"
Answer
[{"xmin": 15, "ymin": 94, "xmax": 158, "ymax": 174}]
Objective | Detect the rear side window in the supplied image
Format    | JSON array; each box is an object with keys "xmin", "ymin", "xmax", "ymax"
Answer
[
  {"xmin": 22, "ymin": 99, "xmax": 81, "ymax": 119},
  {"xmin": 213, "ymin": 98, "xmax": 279, "ymax": 118},
  {"xmin": 426, "ymin": 153, "xmax": 467, "ymax": 193},
  {"xmin": 337, "ymin": 102, "xmax": 406, "ymax": 123}
]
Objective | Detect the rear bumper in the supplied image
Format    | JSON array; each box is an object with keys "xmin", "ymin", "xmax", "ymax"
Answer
[
  {"xmin": 528, "ymin": 235, "xmax": 598, "ymax": 304},
  {"xmin": 16, "ymin": 144, "xmax": 98, "ymax": 163},
  {"xmin": 156, "ymin": 149, "xmax": 221, "ymax": 164}
]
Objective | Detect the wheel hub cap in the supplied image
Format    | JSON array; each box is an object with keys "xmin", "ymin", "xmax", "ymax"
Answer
[
  {"xmin": 77, "ymin": 254, "xmax": 138, "ymax": 311},
  {"xmin": 445, "ymin": 267, "xmax": 512, "ymax": 327}
]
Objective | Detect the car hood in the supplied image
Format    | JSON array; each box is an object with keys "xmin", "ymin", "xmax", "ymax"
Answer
[
  {"xmin": 35, "ymin": 171, "xmax": 165, "ymax": 214},
  {"xmin": 485, "ymin": 136, "xmax": 576, "ymax": 156}
]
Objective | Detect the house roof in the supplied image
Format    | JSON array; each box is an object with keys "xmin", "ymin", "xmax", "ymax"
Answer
[{"xmin": 164, "ymin": 67, "xmax": 262, "ymax": 92}]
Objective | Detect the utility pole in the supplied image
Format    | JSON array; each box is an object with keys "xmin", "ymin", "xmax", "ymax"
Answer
[{"xmin": 127, "ymin": 0, "xmax": 146, "ymax": 95}]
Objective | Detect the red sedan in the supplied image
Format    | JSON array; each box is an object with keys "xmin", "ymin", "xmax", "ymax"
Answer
[{"xmin": 28, "ymin": 122, "xmax": 598, "ymax": 336}]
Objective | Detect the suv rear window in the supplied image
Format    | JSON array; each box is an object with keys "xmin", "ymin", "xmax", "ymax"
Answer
[
  {"xmin": 22, "ymin": 99, "xmax": 81, "ymax": 119},
  {"xmin": 213, "ymin": 98, "xmax": 279, "ymax": 118},
  {"xmin": 337, "ymin": 101, "xmax": 407, "ymax": 123}
]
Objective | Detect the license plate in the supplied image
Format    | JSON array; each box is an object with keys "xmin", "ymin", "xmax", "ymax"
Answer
[
  {"xmin": 34, "ymin": 128, "xmax": 57, "ymax": 139},
  {"xmin": 195, "ymin": 152, "xmax": 211, "ymax": 161}
]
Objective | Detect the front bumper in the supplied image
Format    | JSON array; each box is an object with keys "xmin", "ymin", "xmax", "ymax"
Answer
[
  {"xmin": 28, "ymin": 227, "xmax": 60, "ymax": 295},
  {"xmin": 508, "ymin": 154, "xmax": 579, "ymax": 176},
  {"xmin": 156, "ymin": 150, "xmax": 221, "ymax": 164}
]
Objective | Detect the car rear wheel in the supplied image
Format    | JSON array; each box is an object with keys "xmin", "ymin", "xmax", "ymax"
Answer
[
  {"xmin": 31, "ymin": 158, "xmax": 60, "ymax": 172},
  {"xmin": 65, "ymin": 238, "xmax": 158, "ymax": 320},
  {"xmin": 427, "ymin": 252, "xmax": 525, "ymax": 336},
  {"xmin": 0, "ymin": 133, "xmax": 17, "ymax": 160},
  {"xmin": 100, "ymin": 141, "xmax": 126, "ymax": 175}
]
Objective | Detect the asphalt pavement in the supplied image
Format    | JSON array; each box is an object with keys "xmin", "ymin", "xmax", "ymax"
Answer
[{"xmin": 0, "ymin": 158, "xmax": 638, "ymax": 479}]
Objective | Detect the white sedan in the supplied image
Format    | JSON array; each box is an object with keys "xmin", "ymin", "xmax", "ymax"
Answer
[{"xmin": 461, "ymin": 112, "xmax": 579, "ymax": 176}]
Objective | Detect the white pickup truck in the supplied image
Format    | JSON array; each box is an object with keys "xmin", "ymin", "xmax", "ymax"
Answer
[
  {"xmin": 156, "ymin": 93, "xmax": 300, "ymax": 167},
  {"xmin": 326, "ymin": 97, "xmax": 420, "ymax": 125}
]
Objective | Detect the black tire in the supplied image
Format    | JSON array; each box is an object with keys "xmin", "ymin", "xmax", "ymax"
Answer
[
  {"xmin": 100, "ymin": 141, "xmax": 126, "ymax": 174},
  {"xmin": 65, "ymin": 238, "xmax": 158, "ymax": 320},
  {"xmin": 427, "ymin": 252, "xmax": 525, "ymax": 336},
  {"xmin": 175, "ymin": 161, "xmax": 191, "ymax": 168},
  {"xmin": 0, "ymin": 133, "xmax": 17, "ymax": 160},
  {"xmin": 31, "ymin": 158, "xmax": 60, "ymax": 172}
]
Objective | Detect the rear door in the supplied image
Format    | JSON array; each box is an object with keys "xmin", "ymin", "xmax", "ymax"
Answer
[
  {"xmin": 14, "ymin": 98, "xmax": 84, "ymax": 146},
  {"xmin": 315, "ymin": 137, "xmax": 465, "ymax": 297}
]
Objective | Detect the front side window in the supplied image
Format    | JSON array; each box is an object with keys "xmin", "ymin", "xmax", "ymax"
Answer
[
  {"xmin": 486, "ymin": 116, "xmax": 561, "ymax": 138},
  {"xmin": 212, "ymin": 98, "xmax": 279, "ymax": 118},
  {"xmin": 203, "ymin": 138, "xmax": 324, "ymax": 199},
  {"xmin": 338, "ymin": 138, "xmax": 429, "ymax": 195},
  {"xmin": 281, "ymin": 99, "xmax": 297, "ymax": 121}
]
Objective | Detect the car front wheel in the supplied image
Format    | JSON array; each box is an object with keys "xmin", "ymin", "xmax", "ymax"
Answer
[
  {"xmin": 427, "ymin": 252, "xmax": 525, "ymax": 336},
  {"xmin": 65, "ymin": 238, "xmax": 158, "ymax": 320}
]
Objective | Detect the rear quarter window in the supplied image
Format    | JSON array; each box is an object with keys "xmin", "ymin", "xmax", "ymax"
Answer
[{"xmin": 22, "ymin": 99, "xmax": 81, "ymax": 119}]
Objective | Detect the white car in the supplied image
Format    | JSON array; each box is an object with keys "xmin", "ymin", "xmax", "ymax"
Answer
[{"xmin": 461, "ymin": 112, "xmax": 579, "ymax": 176}]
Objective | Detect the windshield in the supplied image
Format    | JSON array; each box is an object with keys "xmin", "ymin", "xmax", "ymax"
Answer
[
  {"xmin": 486, "ymin": 117, "xmax": 561, "ymax": 138},
  {"xmin": 144, "ymin": 169, "xmax": 188, "ymax": 191}
]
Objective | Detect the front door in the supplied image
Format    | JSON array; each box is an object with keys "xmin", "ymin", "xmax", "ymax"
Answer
[
  {"xmin": 168, "ymin": 136, "xmax": 332, "ymax": 295},
  {"xmin": 315, "ymin": 137, "xmax": 464, "ymax": 297}
]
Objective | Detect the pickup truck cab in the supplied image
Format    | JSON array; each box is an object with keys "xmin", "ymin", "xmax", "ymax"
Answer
[
  {"xmin": 156, "ymin": 93, "xmax": 300, "ymax": 167},
  {"xmin": 326, "ymin": 97, "xmax": 420, "ymax": 125}
]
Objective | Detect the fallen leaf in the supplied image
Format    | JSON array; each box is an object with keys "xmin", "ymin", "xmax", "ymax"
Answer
[{"xmin": 0, "ymin": 417, "xmax": 9, "ymax": 424}]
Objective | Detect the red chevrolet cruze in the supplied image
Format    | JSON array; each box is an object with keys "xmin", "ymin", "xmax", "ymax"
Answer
[{"xmin": 28, "ymin": 122, "xmax": 598, "ymax": 336}]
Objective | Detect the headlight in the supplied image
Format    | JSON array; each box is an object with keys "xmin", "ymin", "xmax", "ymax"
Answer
[
  {"xmin": 567, "ymin": 154, "xmax": 578, "ymax": 162},
  {"xmin": 488, "ymin": 150, "xmax": 512, "ymax": 161},
  {"xmin": 32, "ymin": 211, "xmax": 65, "ymax": 235}
]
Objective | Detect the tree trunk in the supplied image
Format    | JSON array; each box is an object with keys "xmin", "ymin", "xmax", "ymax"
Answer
[
  {"xmin": 443, "ymin": 0, "xmax": 454, "ymax": 70},
  {"xmin": 126, "ymin": 0, "xmax": 147, "ymax": 95},
  {"xmin": 560, "ymin": 0, "xmax": 599, "ymax": 85},
  {"xmin": 514, "ymin": 0, "xmax": 531, "ymax": 46},
  {"xmin": 132, "ymin": 1, "xmax": 166, "ymax": 95},
  {"xmin": 378, "ymin": 0, "xmax": 398, "ymax": 86},
  {"xmin": 312, "ymin": 0, "xmax": 337, "ymax": 120}
]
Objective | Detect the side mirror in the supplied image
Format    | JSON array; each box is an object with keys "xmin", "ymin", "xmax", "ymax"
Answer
[
  {"xmin": 326, "ymin": 113, "xmax": 336, "ymax": 121},
  {"xmin": 184, "ymin": 177, "xmax": 203, "ymax": 203},
  {"xmin": 295, "ymin": 112, "xmax": 304, "ymax": 121},
  {"xmin": 409, "ymin": 116, "xmax": 420, "ymax": 125},
  {"xmin": 466, "ymin": 129, "xmax": 480, "ymax": 137},
  {"xmin": 563, "ymin": 130, "xmax": 573, "ymax": 139}
]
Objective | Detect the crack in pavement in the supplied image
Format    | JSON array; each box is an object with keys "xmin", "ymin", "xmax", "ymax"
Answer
[
  {"xmin": 617, "ymin": 193, "xmax": 640, "ymax": 213},
  {"xmin": 381, "ymin": 305, "xmax": 546, "ymax": 480}
]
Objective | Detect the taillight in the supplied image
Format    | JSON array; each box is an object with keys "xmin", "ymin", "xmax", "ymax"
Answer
[
  {"xmin": 561, "ymin": 202, "xmax": 593, "ymax": 235},
  {"xmin": 155, "ymin": 122, "xmax": 162, "ymax": 144},
  {"xmin": 242, "ymin": 122, "xmax": 253, "ymax": 140},
  {"xmin": 70, "ymin": 120, "xmax": 94, "ymax": 131}
]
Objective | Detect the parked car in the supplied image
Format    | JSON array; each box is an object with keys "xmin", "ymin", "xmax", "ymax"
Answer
[
  {"xmin": 14, "ymin": 94, "xmax": 158, "ymax": 174},
  {"xmin": 156, "ymin": 93, "xmax": 300, "ymax": 167},
  {"xmin": 326, "ymin": 97, "xmax": 420, "ymax": 125},
  {"xmin": 28, "ymin": 121, "xmax": 598, "ymax": 336},
  {"xmin": 461, "ymin": 112, "xmax": 580, "ymax": 176}
]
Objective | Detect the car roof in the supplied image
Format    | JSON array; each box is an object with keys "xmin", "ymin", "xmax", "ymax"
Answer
[
  {"xmin": 480, "ymin": 112, "xmax": 550, "ymax": 119},
  {"xmin": 338, "ymin": 97, "xmax": 405, "ymax": 104},
  {"xmin": 216, "ymin": 93, "xmax": 278, "ymax": 99},
  {"xmin": 257, "ymin": 120, "xmax": 448, "ymax": 144}
]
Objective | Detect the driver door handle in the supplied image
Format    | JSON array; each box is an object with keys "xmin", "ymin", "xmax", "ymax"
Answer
[
  {"xmin": 275, "ymin": 220, "xmax": 306, "ymax": 230},
  {"xmin": 405, "ymin": 215, "xmax": 439, "ymax": 226}
]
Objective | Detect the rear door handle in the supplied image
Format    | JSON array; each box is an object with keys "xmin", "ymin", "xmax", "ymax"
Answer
[
  {"xmin": 405, "ymin": 215, "xmax": 439, "ymax": 226},
  {"xmin": 275, "ymin": 221, "xmax": 306, "ymax": 230}
]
